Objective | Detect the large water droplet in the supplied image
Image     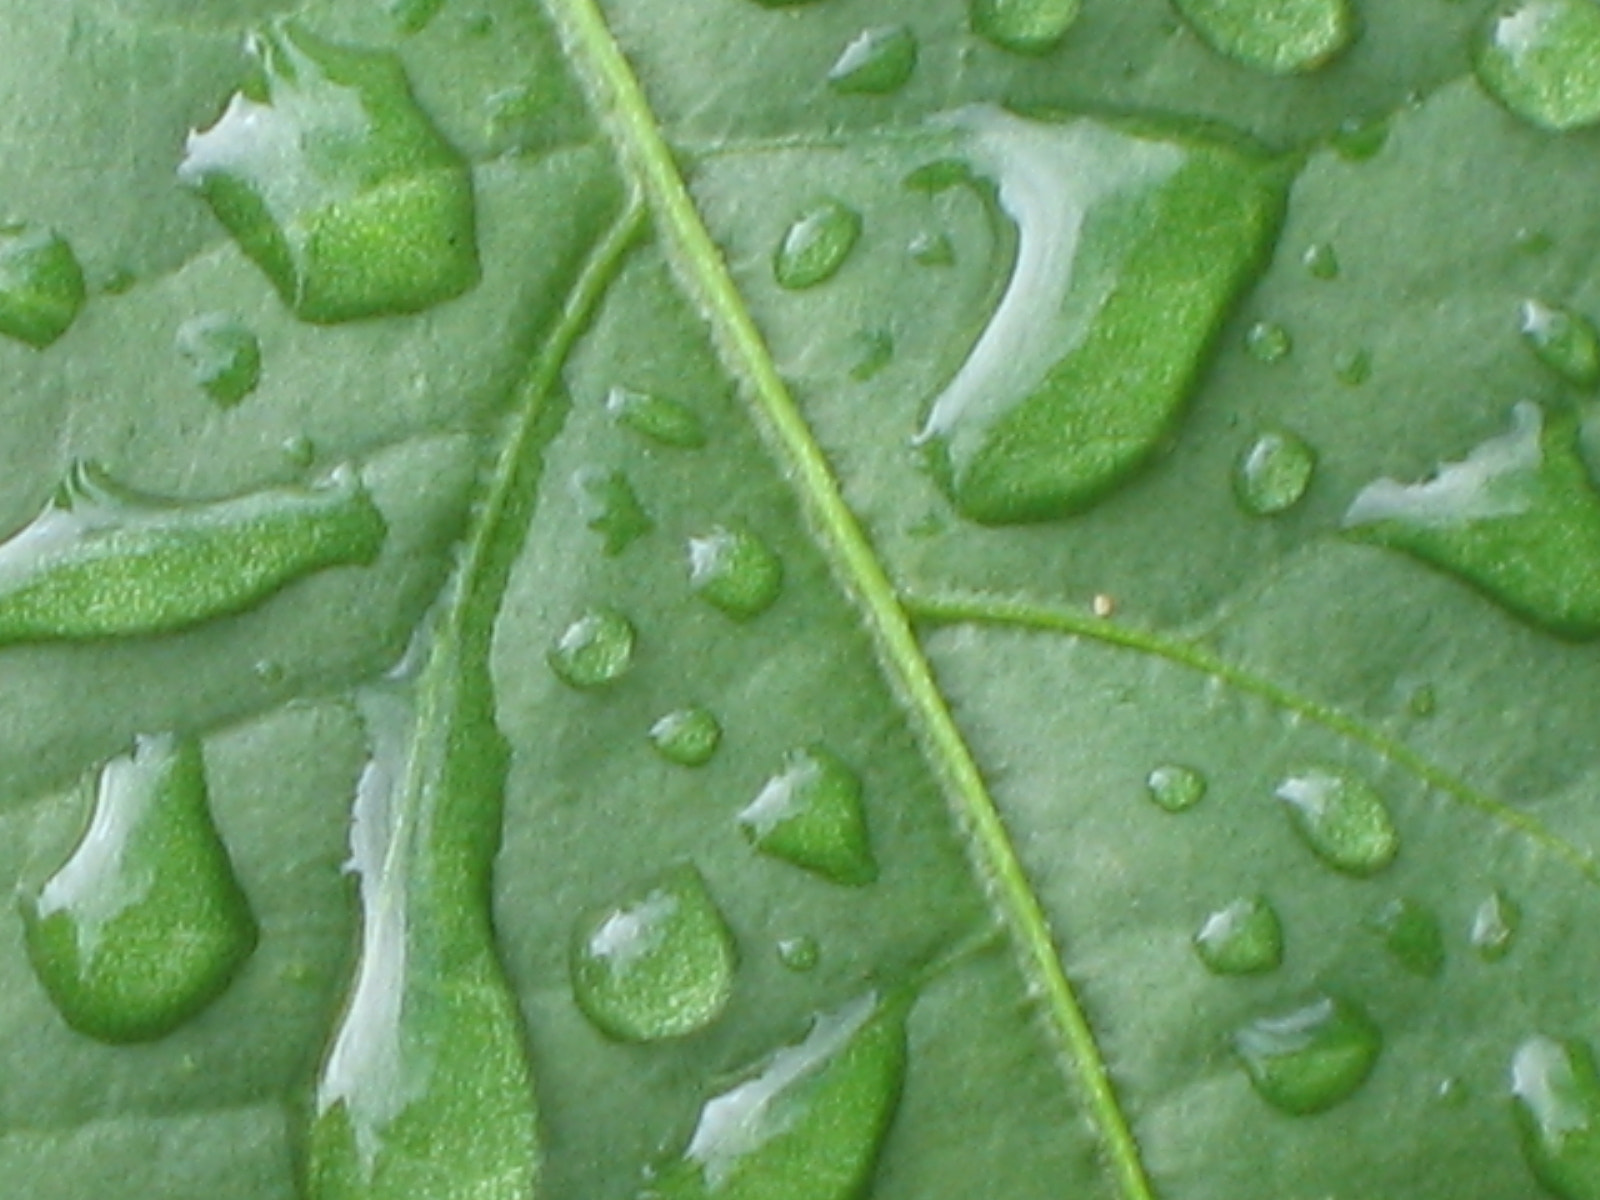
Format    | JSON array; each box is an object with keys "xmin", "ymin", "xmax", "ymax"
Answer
[
  {"xmin": 774, "ymin": 200, "xmax": 862, "ymax": 290},
  {"xmin": 687, "ymin": 526, "xmax": 784, "ymax": 620},
  {"xmin": 740, "ymin": 747, "xmax": 877, "ymax": 886},
  {"xmin": 1512, "ymin": 1035, "xmax": 1600, "ymax": 1199},
  {"xmin": 573, "ymin": 468, "xmax": 654, "ymax": 556},
  {"xmin": 1234, "ymin": 995, "xmax": 1382, "ymax": 1115},
  {"xmin": 179, "ymin": 22, "xmax": 478, "ymax": 322},
  {"xmin": 650, "ymin": 707, "xmax": 723, "ymax": 767},
  {"xmin": 1275, "ymin": 768, "xmax": 1399, "ymax": 876},
  {"xmin": 1146, "ymin": 763, "xmax": 1207, "ymax": 812},
  {"xmin": 176, "ymin": 313, "xmax": 262, "ymax": 408},
  {"xmin": 0, "ymin": 461, "xmax": 384, "ymax": 644},
  {"xmin": 1370, "ymin": 896, "xmax": 1444, "ymax": 978},
  {"xmin": 1345, "ymin": 403, "xmax": 1600, "ymax": 640},
  {"xmin": 1194, "ymin": 895, "xmax": 1283, "ymax": 975},
  {"xmin": 916, "ymin": 105, "xmax": 1287, "ymax": 524},
  {"xmin": 606, "ymin": 386, "xmax": 709, "ymax": 449},
  {"xmin": 1472, "ymin": 889, "xmax": 1521, "ymax": 961},
  {"xmin": 1521, "ymin": 299, "xmax": 1600, "ymax": 387},
  {"xmin": 1235, "ymin": 429, "xmax": 1316, "ymax": 516},
  {"xmin": 0, "ymin": 223, "xmax": 86, "ymax": 349},
  {"xmin": 19, "ymin": 734, "xmax": 257, "ymax": 1043},
  {"xmin": 642, "ymin": 991, "xmax": 908, "ymax": 1200},
  {"xmin": 828, "ymin": 26, "xmax": 918, "ymax": 95},
  {"xmin": 1477, "ymin": 0, "xmax": 1600, "ymax": 132},
  {"xmin": 1174, "ymin": 0, "xmax": 1354, "ymax": 75},
  {"xmin": 570, "ymin": 865, "xmax": 737, "ymax": 1043},
  {"xmin": 549, "ymin": 608, "xmax": 636, "ymax": 689},
  {"xmin": 970, "ymin": 0, "xmax": 1081, "ymax": 54}
]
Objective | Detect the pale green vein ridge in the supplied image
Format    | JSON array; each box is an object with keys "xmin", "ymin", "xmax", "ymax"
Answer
[
  {"xmin": 538, "ymin": 4, "xmax": 1158, "ymax": 1198},
  {"xmin": 904, "ymin": 588, "xmax": 1600, "ymax": 886}
]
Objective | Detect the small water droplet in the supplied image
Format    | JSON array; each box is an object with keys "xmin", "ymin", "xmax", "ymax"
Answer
[
  {"xmin": 1472, "ymin": 889, "xmax": 1521, "ymax": 961},
  {"xmin": 775, "ymin": 200, "xmax": 862, "ymax": 291},
  {"xmin": 1275, "ymin": 768, "xmax": 1399, "ymax": 876},
  {"xmin": 19, "ymin": 734, "xmax": 257, "ymax": 1043},
  {"xmin": 570, "ymin": 864, "xmax": 737, "ymax": 1043},
  {"xmin": 1369, "ymin": 896, "xmax": 1445, "ymax": 978},
  {"xmin": 1408, "ymin": 683, "xmax": 1438, "ymax": 718},
  {"xmin": 483, "ymin": 84, "xmax": 545, "ymax": 157},
  {"xmin": 179, "ymin": 22, "xmax": 478, "ymax": 322},
  {"xmin": 1521, "ymin": 299, "xmax": 1600, "ymax": 387},
  {"xmin": 98, "ymin": 264, "xmax": 138, "ymax": 296},
  {"xmin": 1436, "ymin": 1075, "xmax": 1469, "ymax": 1106},
  {"xmin": 1302, "ymin": 242, "xmax": 1340, "ymax": 280},
  {"xmin": 1331, "ymin": 114, "xmax": 1391, "ymax": 161},
  {"xmin": 777, "ymin": 935, "xmax": 821, "ymax": 972},
  {"xmin": 573, "ymin": 468, "xmax": 653, "ymax": 556},
  {"xmin": 0, "ymin": 223, "xmax": 86, "ymax": 349},
  {"xmin": 1245, "ymin": 320, "xmax": 1293, "ymax": 363},
  {"xmin": 385, "ymin": 0, "xmax": 444, "ymax": 34},
  {"xmin": 650, "ymin": 707, "xmax": 722, "ymax": 767},
  {"xmin": 740, "ymin": 746, "xmax": 877, "ymax": 886},
  {"xmin": 850, "ymin": 328, "xmax": 895, "ymax": 381},
  {"xmin": 1173, "ymin": 0, "xmax": 1354, "ymax": 74},
  {"xmin": 1335, "ymin": 348, "xmax": 1372, "ymax": 385},
  {"xmin": 687, "ymin": 526, "xmax": 783, "ymax": 620},
  {"xmin": 606, "ymin": 385, "xmax": 708, "ymax": 449},
  {"xmin": 1194, "ymin": 895, "xmax": 1283, "ymax": 976},
  {"xmin": 282, "ymin": 434, "xmax": 317, "ymax": 468},
  {"xmin": 970, "ymin": 0, "xmax": 1081, "ymax": 54},
  {"xmin": 1517, "ymin": 226, "xmax": 1557, "ymax": 255},
  {"xmin": 909, "ymin": 231, "xmax": 956, "ymax": 267},
  {"xmin": 1476, "ymin": 0, "xmax": 1600, "ymax": 132},
  {"xmin": 828, "ymin": 26, "xmax": 918, "ymax": 95},
  {"xmin": 548, "ymin": 608, "xmax": 636, "ymax": 689},
  {"xmin": 1233, "ymin": 995, "xmax": 1382, "ymax": 1115},
  {"xmin": 253, "ymin": 658, "xmax": 286, "ymax": 685},
  {"xmin": 1146, "ymin": 764, "xmax": 1207, "ymax": 813},
  {"xmin": 1512, "ymin": 1035, "xmax": 1600, "ymax": 1199},
  {"xmin": 1235, "ymin": 429, "xmax": 1316, "ymax": 516},
  {"xmin": 176, "ymin": 313, "xmax": 261, "ymax": 408}
]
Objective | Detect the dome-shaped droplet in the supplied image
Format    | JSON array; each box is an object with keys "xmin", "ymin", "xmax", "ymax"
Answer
[
  {"xmin": 649, "ymin": 707, "xmax": 723, "ymax": 767},
  {"xmin": 1234, "ymin": 995, "xmax": 1382, "ymax": 1115},
  {"xmin": 970, "ymin": 0, "xmax": 1081, "ymax": 54},
  {"xmin": 1244, "ymin": 320, "xmax": 1293, "ymax": 363},
  {"xmin": 1476, "ymin": 0, "xmax": 1600, "ymax": 132},
  {"xmin": 1472, "ymin": 889, "xmax": 1520, "ymax": 961},
  {"xmin": 1146, "ymin": 764, "xmax": 1207, "ymax": 813},
  {"xmin": 1275, "ymin": 768, "xmax": 1399, "ymax": 876},
  {"xmin": 1302, "ymin": 242, "xmax": 1341, "ymax": 280},
  {"xmin": 176, "ymin": 313, "xmax": 261, "ymax": 408},
  {"xmin": 1369, "ymin": 896, "xmax": 1444, "ymax": 978},
  {"xmin": 687, "ymin": 526, "xmax": 784, "ymax": 620},
  {"xmin": 1195, "ymin": 895, "xmax": 1283, "ymax": 975},
  {"xmin": 1520, "ymin": 298, "xmax": 1600, "ymax": 387},
  {"xmin": 1173, "ymin": 0, "xmax": 1354, "ymax": 74},
  {"xmin": 777, "ymin": 935, "xmax": 821, "ymax": 972},
  {"xmin": 1512, "ymin": 1035, "xmax": 1600, "ymax": 1199},
  {"xmin": 0, "ymin": 223, "xmax": 86, "ymax": 349},
  {"xmin": 549, "ymin": 608, "xmax": 636, "ymax": 689},
  {"xmin": 740, "ymin": 746, "xmax": 877, "ymax": 885},
  {"xmin": 774, "ymin": 200, "xmax": 862, "ymax": 290},
  {"xmin": 606, "ymin": 386, "xmax": 708, "ymax": 449},
  {"xmin": 828, "ymin": 26, "xmax": 918, "ymax": 95},
  {"xmin": 1235, "ymin": 429, "xmax": 1316, "ymax": 516},
  {"xmin": 909, "ymin": 231, "xmax": 957, "ymax": 267}
]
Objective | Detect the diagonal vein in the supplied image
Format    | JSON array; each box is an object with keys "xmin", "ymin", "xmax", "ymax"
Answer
[{"xmin": 538, "ymin": 2, "xmax": 1159, "ymax": 1198}]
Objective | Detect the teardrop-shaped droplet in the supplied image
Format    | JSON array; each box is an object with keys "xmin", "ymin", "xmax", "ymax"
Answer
[
  {"xmin": 1476, "ymin": 0, "xmax": 1600, "ymax": 132},
  {"xmin": 917, "ymin": 106, "xmax": 1288, "ymax": 524},
  {"xmin": 1195, "ymin": 896, "xmax": 1283, "ymax": 976},
  {"xmin": 0, "ymin": 461, "xmax": 385, "ymax": 644},
  {"xmin": 1235, "ymin": 429, "xmax": 1316, "ymax": 516},
  {"xmin": 19, "ymin": 734, "xmax": 257, "ymax": 1043},
  {"xmin": 179, "ymin": 22, "xmax": 478, "ymax": 322},
  {"xmin": 1174, "ymin": 0, "xmax": 1354, "ymax": 75},
  {"xmin": 1512, "ymin": 1035, "xmax": 1600, "ymax": 1199},
  {"xmin": 909, "ymin": 231, "xmax": 956, "ymax": 267},
  {"xmin": 687, "ymin": 526, "xmax": 784, "ymax": 620},
  {"xmin": 1369, "ymin": 896, "xmax": 1445, "ymax": 978},
  {"xmin": 1146, "ymin": 763, "xmax": 1207, "ymax": 813},
  {"xmin": 0, "ymin": 223, "xmax": 86, "ymax": 349},
  {"xmin": 176, "ymin": 313, "xmax": 262, "ymax": 408},
  {"xmin": 777, "ymin": 935, "xmax": 821, "ymax": 973},
  {"xmin": 1275, "ymin": 768, "xmax": 1399, "ymax": 876},
  {"xmin": 740, "ymin": 746, "xmax": 877, "ymax": 886},
  {"xmin": 828, "ymin": 26, "xmax": 918, "ymax": 95},
  {"xmin": 1472, "ymin": 889, "xmax": 1521, "ymax": 961},
  {"xmin": 1302, "ymin": 241, "xmax": 1341, "ymax": 280},
  {"xmin": 1244, "ymin": 320, "xmax": 1293, "ymax": 364},
  {"xmin": 1521, "ymin": 299, "xmax": 1600, "ymax": 387},
  {"xmin": 606, "ymin": 386, "xmax": 709, "ymax": 449},
  {"xmin": 573, "ymin": 468, "xmax": 654, "ymax": 556},
  {"xmin": 570, "ymin": 865, "xmax": 737, "ymax": 1043},
  {"xmin": 642, "ymin": 991, "xmax": 908, "ymax": 1200},
  {"xmin": 1345, "ymin": 403, "xmax": 1600, "ymax": 640},
  {"xmin": 1234, "ymin": 995, "xmax": 1382, "ymax": 1115},
  {"xmin": 549, "ymin": 608, "xmax": 636, "ymax": 689},
  {"xmin": 774, "ymin": 200, "xmax": 862, "ymax": 290},
  {"xmin": 970, "ymin": 0, "xmax": 1081, "ymax": 54},
  {"xmin": 850, "ymin": 328, "xmax": 896, "ymax": 382},
  {"xmin": 650, "ymin": 707, "xmax": 723, "ymax": 767}
]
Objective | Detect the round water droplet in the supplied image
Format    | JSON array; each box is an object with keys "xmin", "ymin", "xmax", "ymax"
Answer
[
  {"xmin": 1245, "ymin": 320, "xmax": 1293, "ymax": 363},
  {"xmin": 573, "ymin": 468, "xmax": 654, "ymax": 556},
  {"xmin": 777, "ymin": 935, "xmax": 821, "ymax": 972},
  {"xmin": 1477, "ymin": 0, "xmax": 1600, "ymax": 132},
  {"xmin": 650, "ymin": 707, "xmax": 723, "ymax": 767},
  {"xmin": 687, "ymin": 526, "xmax": 784, "ymax": 620},
  {"xmin": 1275, "ymin": 768, "xmax": 1399, "ymax": 876},
  {"xmin": 1370, "ymin": 896, "xmax": 1445, "ymax": 978},
  {"xmin": 740, "ymin": 746, "xmax": 877, "ymax": 885},
  {"xmin": 549, "ymin": 608, "xmax": 636, "ymax": 689},
  {"xmin": 1472, "ymin": 889, "xmax": 1520, "ymax": 961},
  {"xmin": 1234, "ymin": 995, "xmax": 1382, "ymax": 1115},
  {"xmin": 1408, "ymin": 684, "xmax": 1438, "ymax": 718},
  {"xmin": 570, "ymin": 864, "xmax": 737, "ymax": 1042},
  {"xmin": 775, "ymin": 200, "xmax": 862, "ymax": 290},
  {"xmin": 1235, "ymin": 429, "xmax": 1316, "ymax": 516},
  {"xmin": 1521, "ymin": 298, "xmax": 1600, "ymax": 387},
  {"xmin": 1146, "ymin": 764, "xmax": 1207, "ymax": 813},
  {"xmin": 970, "ymin": 0, "xmax": 1081, "ymax": 54},
  {"xmin": 828, "ymin": 26, "xmax": 918, "ymax": 95},
  {"xmin": 605, "ymin": 385, "xmax": 708, "ymax": 449},
  {"xmin": 909, "ymin": 231, "xmax": 956, "ymax": 267},
  {"xmin": 1335, "ymin": 348, "xmax": 1373, "ymax": 385},
  {"xmin": 1302, "ymin": 242, "xmax": 1340, "ymax": 280},
  {"xmin": 0, "ymin": 223, "xmax": 86, "ymax": 349},
  {"xmin": 282, "ymin": 434, "xmax": 317, "ymax": 468},
  {"xmin": 176, "ymin": 313, "xmax": 261, "ymax": 408},
  {"xmin": 1512, "ymin": 1035, "xmax": 1600, "ymax": 1199},
  {"xmin": 1194, "ymin": 895, "xmax": 1283, "ymax": 976},
  {"xmin": 1173, "ymin": 0, "xmax": 1355, "ymax": 74}
]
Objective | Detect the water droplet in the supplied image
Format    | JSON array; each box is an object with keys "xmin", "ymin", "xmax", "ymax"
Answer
[
  {"xmin": 1245, "ymin": 320, "xmax": 1293, "ymax": 363},
  {"xmin": 916, "ymin": 106, "xmax": 1288, "ymax": 524},
  {"xmin": 1194, "ymin": 895, "xmax": 1283, "ymax": 976},
  {"xmin": 1173, "ymin": 0, "xmax": 1354, "ymax": 74},
  {"xmin": 548, "ymin": 608, "xmax": 636, "ymax": 689},
  {"xmin": 1331, "ymin": 114, "xmax": 1391, "ymax": 161},
  {"xmin": 0, "ymin": 461, "xmax": 385, "ymax": 644},
  {"xmin": 1335, "ymin": 348, "xmax": 1372, "ymax": 385},
  {"xmin": 176, "ymin": 313, "xmax": 261, "ymax": 408},
  {"xmin": 573, "ymin": 468, "xmax": 653, "ymax": 556},
  {"xmin": 740, "ymin": 746, "xmax": 877, "ymax": 886},
  {"xmin": 384, "ymin": 0, "xmax": 444, "ymax": 34},
  {"xmin": 828, "ymin": 26, "xmax": 918, "ymax": 95},
  {"xmin": 775, "ymin": 200, "xmax": 862, "ymax": 291},
  {"xmin": 650, "ymin": 707, "xmax": 722, "ymax": 767},
  {"xmin": 970, "ymin": 0, "xmax": 1081, "ymax": 54},
  {"xmin": 850, "ymin": 328, "xmax": 895, "ymax": 382},
  {"xmin": 1233, "ymin": 995, "xmax": 1382, "ymax": 1115},
  {"xmin": 1472, "ymin": 889, "xmax": 1520, "ymax": 961},
  {"xmin": 777, "ymin": 935, "xmax": 821, "ymax": 972},
  {"xmin": 1235, "ymin": 429, "xmax": 1316, "ymax": 516},
  {"xmin": 0, "ymin": 223, "xmax": 86, "ymax": 349},
  {"xmin": 282, "ymin": 434, "xmax": 317, "ymax": 468},
  {"xmin": 1302, "ymin": 241, "xmax": 1340, "ymax": 280},
  {"xmin": 1370, "ymin": 896, "xmax": 1445, "ymax": 978},
  {"xmin": 1345, "ymin": 403, "xmax": 1600, "ymax": 639},
  {"xmin": 1521, "ymin": 299, "xmax": 1600, "ymax": 387},
  {"xmin": 179, "ymin": 22, "xmax": 478, "ymax": 323},
  {"xmin": 1437, "ymin": 1075, "xmax": 1469, "ymax": 1106},
  {"xmin": 1476, "ymin": 0, "xmax": 1600, "ymax": 132},
  {"xmin": 1511, "ymin": 1035, "xmax": 1600, "ymax": 1199},
  {"xmin": 910, "ymin": 231, "xmax": 956, "ymax": 267},
  {"xmin": 1274, "ymin": 768, "xmax": 1399, "ymax": 876},
  {"xmin": 1146, "ymin": 764, "xmax": 1207, "ymax": 813},
  {"xmin": 1408, "ymin": 683, "xmax": 1438, "ymax": 718},
  {"xmin": 606, "ymin": 386, "xmax": 708, "ymax": 449},
  {"xmin": 644, "ymin": 991, "xmax": 908, "ymax": 1198},
  {"xmin": 1517, "ymin": 226, "xmax": 1557, "ymax": 255},
  {"xmin": 687, "ymin": 526, "xmax": 783, "ymax": 620},
  {"xmin": 570, "ymin": 865, "xmax": 737, "ymax": 1043},
  {"xmin": 19, "ymin": 734, "xmax": 257, "ymax": 1043}
]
